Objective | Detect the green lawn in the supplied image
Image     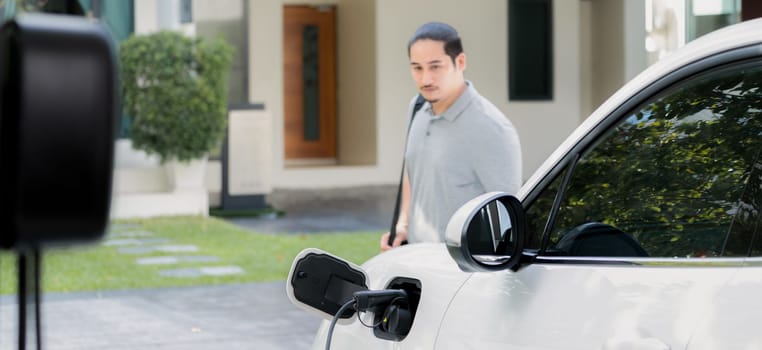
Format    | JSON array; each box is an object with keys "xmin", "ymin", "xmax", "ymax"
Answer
[{"xmin": 0, "ymin": 216, "xmax": 381, "ymax": 295}]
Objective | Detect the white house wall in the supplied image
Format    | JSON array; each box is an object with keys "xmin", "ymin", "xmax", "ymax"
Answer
[
  {"xmin": 587, "ymin": 0, "xmax": 648, "ymax": 114},
  {"xmin": 134, "ymin": 0, "xmax": 158, "ymax": 34},
  {"xmin": 336, "ymin": 0, "xmax": 378, "ymax": 166},
  {"xmin": 624, "ymin": 0, "xmax": 648, "ymax": 82}
]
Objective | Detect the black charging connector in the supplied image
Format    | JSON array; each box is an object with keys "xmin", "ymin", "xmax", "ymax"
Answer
[
  {"xmin": 325, "ymin": 289, "xmax": 410, "ymax": 350},
  {"xmin": 352, "ymin": 289, "xmax": 407, "ymax": 312}
]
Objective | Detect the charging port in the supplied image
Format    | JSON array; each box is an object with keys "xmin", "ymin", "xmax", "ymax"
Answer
[{"xmin": 373, "ymin": 277, "xmax": 422, "ymax": 341}]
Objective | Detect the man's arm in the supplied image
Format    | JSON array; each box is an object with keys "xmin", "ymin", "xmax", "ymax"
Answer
[{"xmin": 380, "ymin": 170, "xmax": 411, "ymax": 251}]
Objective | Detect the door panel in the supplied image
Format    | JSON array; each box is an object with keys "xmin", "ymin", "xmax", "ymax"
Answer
[
  {"xmin": 687, "ymin": 264, "xmax": 762, "ymax": 349},
  {"xmin": 436, "ymin": 264, "xmax": 739, "ymax": 349},
  {"xmin": 283, "ymin": 6, "xmax": 337, "ymax": 161}
]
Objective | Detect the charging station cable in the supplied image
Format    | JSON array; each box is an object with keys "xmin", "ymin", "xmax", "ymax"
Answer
[{"xmin": 325, "ymin": 299, "xmax": 356, "ymax": 350}]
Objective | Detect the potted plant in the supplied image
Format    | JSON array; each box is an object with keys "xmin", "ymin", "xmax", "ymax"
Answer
[{"xmin": 120, "ymin": 30, "xmax": 233, "ymax": 190}]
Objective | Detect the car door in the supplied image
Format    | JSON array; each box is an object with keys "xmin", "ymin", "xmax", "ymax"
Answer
[
  {"xmin": 436, "ymin": 49, "xmax": 762, "ymax": 349},
  {"xmin": 687, "ymin": 172, "xmax": 762, "ymax": 348}
]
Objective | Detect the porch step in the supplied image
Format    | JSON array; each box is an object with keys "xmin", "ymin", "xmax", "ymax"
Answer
[
  {"xmin": 110, "ymin": 190, "xmax": 209, "ymax": 219},
  {"xmin": 113, "ymin": 167, "xmax": 169, "ymax": 193}
]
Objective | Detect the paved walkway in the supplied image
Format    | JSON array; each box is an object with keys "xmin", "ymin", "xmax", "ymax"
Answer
[{"xmin": 0, "ymin": 282, "xmax": 322, "ymax": 350}]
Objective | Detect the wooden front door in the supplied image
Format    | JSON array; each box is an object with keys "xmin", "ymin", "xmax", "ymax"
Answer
[{"xmin": 283, "ymin": 5, "xmax": 337, "ymax": 163}]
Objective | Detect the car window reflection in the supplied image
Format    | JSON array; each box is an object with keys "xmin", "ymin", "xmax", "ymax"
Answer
[{"xmin": 549, "ymin": 62, "xmax": 762, "ymax": 258}]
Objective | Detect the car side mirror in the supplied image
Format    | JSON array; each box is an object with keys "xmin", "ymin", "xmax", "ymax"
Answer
[
  {"xmin": 287, "ymin": 248, "xmax": 369, "ymax": 320},
  {"xmin": 445, "ymin": 192, "xmax": 527, "ymax": 272}
]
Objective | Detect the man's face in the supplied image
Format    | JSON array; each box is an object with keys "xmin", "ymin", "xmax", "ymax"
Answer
[{"xmin": 409, "ymin": 39, "xmax": 466, "ymax": 105}]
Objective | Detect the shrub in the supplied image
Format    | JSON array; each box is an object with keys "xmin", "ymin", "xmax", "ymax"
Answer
[{"xmin": 120, "ymin": 31, "xmax": 234, "ymax": 162}]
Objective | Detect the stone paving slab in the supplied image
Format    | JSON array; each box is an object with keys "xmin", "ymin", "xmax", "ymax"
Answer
[
  {"xmin": 117, "ymin": 246, "xmax": 156, "ymax": 254},
  {"xmin": 0, "ymin": 282, "xmax": 322, "ymax": 350},
  {"xmin": 159, "ymin": 266, "xmax": 245, "ymax": 278},
  {"xmin": 118, "ymin": 245, "xmax": 199, "ymax": 255},
  {"xmin": 107, "ymin": 223, "xmax": 142, "ymax": 232},
  {"xmin": 156, "ymin": 245, "xmax": 200, "ymax": 253},
  {"xmin": 136, "ymin": 256, "xmax": 220, "ymax": 266},
  {"xmin": 107, "ymin": 230, "xmax": 155, "ymax": 238},
  {"xmin": 103, "ymin": 238, "xmax": 170, "ymax": 246}
]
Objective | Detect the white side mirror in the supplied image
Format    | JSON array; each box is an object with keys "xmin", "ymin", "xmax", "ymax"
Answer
[{"xmin": 445, "ymin": 192, "xmax": 527, "ymax": 272}]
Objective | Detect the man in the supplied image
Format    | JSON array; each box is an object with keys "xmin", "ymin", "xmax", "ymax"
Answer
[{"xmin": 380, "ymin": 22, "xmax": 522, "ymax": 251}]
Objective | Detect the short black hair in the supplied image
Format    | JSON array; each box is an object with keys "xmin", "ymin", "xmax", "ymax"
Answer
[{"xmin": 407, "ymin": 22, "xmax": 463, "ymax": 63}]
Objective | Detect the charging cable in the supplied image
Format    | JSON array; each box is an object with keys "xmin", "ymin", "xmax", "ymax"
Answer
[
  {"xmin": 325, "ymin": 289, "xmax": 408, "ymax": 350},
  {"xmin": 325, "ymin": 299, "xmax": 357, "ymax": 350}
]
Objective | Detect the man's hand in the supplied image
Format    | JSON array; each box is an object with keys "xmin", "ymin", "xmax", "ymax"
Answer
[{"xmin": 380, "ymin": 224, "xmax": 408, "ymax": 252}]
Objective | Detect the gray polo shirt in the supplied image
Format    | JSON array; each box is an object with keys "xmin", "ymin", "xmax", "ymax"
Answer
[{"xmin": 404, "ymin": 81, "xmax": 521, "ymax": 243}]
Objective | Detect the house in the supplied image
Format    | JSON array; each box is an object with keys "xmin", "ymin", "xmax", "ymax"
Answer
[{"xmin": 105, "ymin": 0, "xmax": 757, "ymax": 218}]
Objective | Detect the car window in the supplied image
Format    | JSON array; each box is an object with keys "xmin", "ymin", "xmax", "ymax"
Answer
[{"xmin": 543, "ymin": 61, "xmax": 762, "ymax": 258}]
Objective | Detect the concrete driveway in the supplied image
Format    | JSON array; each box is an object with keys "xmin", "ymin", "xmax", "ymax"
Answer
[{"xmin": 0, "ymin": 282, "xmax": 322, "ymax": 350}]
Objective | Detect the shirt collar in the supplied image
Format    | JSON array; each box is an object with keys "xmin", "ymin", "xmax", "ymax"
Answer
[{"xmin": 424, "ymin": 81, "xmax": 475, "ymax": 122}]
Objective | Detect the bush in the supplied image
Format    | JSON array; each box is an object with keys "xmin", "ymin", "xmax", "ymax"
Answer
[{"xmin": 120, "ymin": 31, "xmax": 234, "ymax": 162}]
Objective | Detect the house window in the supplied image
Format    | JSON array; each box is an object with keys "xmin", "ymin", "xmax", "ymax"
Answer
[
  {"xmin": 180, "ymin": 0, "xmax": 192, "ymax": 23},
  {"xmin": 687, "ymin": 0, "xmax": 741, "ymax": 40},
  {"xmin": 646, "ymin": 0, "xmax": 741, "ymax": 64},
  {"xmin": 508, "ymin": 0, "xmax": 553, "ymax": 101}
]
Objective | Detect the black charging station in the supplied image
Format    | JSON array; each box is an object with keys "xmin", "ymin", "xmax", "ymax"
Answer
[{"xmin": 0, "ymin": 13, "xmax": 117, "ymax": 350}]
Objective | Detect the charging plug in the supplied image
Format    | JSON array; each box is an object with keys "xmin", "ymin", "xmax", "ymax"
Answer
[{"xmin": 352, "ymin": 289, "xmax": 407, "ymax": 312}]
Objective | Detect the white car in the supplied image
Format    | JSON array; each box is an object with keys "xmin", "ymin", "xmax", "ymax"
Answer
[{"xmin": 288, "ymin": 18, "xmax": 762, "ymax": 350}]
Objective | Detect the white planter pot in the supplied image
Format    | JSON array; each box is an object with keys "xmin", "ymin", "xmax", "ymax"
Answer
[{"xmin": 165, "ymin": 156, "xmax": 208, "ymax": 191}]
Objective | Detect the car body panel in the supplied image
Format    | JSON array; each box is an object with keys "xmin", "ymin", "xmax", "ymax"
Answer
[
  {"xmin": 437, "ymin": 263, "xmax": 741, "ymax": 349},
  {"xmin": 687, "ymin": 261, "xmax": 762, "ymax": 350}
]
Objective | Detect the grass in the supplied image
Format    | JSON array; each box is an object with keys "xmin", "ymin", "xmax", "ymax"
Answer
[{"xmin": 0, "ymin": 216, "xmax": 381, "ymax": 295}]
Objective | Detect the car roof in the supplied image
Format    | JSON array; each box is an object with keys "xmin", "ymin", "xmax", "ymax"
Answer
[{"xmin": 519, "ymin": 17, "xmax": 762, "ymax": 199}]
